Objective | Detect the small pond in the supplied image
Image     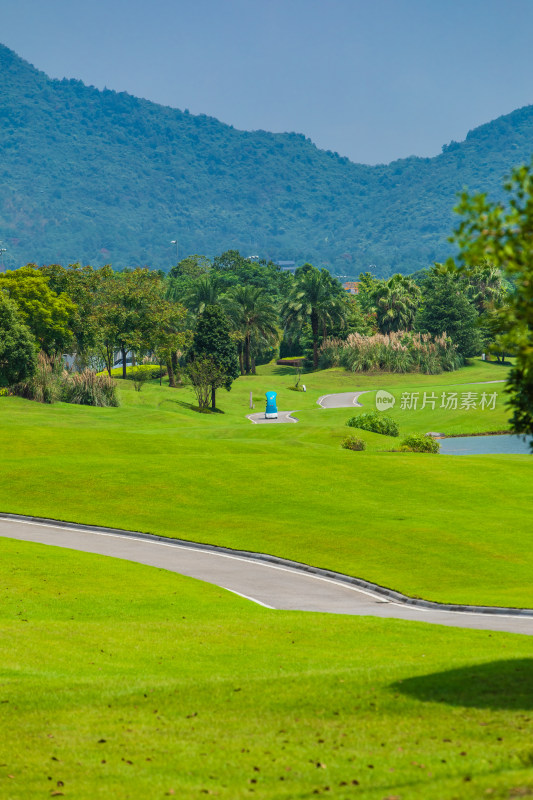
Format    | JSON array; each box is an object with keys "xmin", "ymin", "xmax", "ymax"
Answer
[{"xmin": 439, "ymin": 434, "xmax": 532, "ymax": 456}]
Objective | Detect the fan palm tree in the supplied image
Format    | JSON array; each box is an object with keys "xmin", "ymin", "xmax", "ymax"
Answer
[
  {"xmin": 226, "ymin": 285, "xmax": 279, "ymax": 374},
  {"xmin": 281, "ymin": 266, "xmax": 346, "ymax": 369},
  {"xmin": 373, "ymin": 274, "xmax": 421, "ymax": 334},
  {"xmin": 183, "ymin": 275, "xmax": 222, "ymax": 315}
]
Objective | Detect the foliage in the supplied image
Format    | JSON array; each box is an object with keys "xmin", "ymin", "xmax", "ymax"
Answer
[
  {"xmin": 186, "ymin": 356, "xmax": 225, "ymax": 411},
  {"xmin": 11, "ymin": 351, "xmax": 119, "ymax": 406},
  {"xmin": 0, "ymin": 265, "xmax": 76, "ymax": 354},
  {"xmin": 341, "ymin": 434, "xmax": 366, "ymax": 450},
  {"xmin": 399, "ymin": 433, "xmax": 440, "ymax": 453},
  {"xmin": 187, "ymin": 304, "xmax": 240, "ymax": 409},
  {"xmin": 452, "ymin": 162, "xmax": 533, "ymax": 444},
  {"xmin": 416, "ymin": 273, "xmax": 483, "ymax": 357},
  {"xmin": 107, "ymin": 364, "xmax": 167, "ymax": 381},
  {"xmin": 319, "ymin": 331, "xmax": 461, "ymax": 374},
  {"xmin": 371, "ymin": 273, "xmax": 422, "ymax": 333},
  {"xmin": 5, "ymin": 44, "xmax": 533, "ymax": 274},
  {"xmin": 0, "ymin": 290, "xmax": 37, "ymax": 386},
  {"xmin": 10, "ymin": 351, "xmax": 63, "ymax": 403},
  {"xmin": 62, "ymin": 369, "xmax": 119, "ymax": 407},
  {"xmin": 130, "ymin": 365, "xmax": 153, "ymax": 392},
  {"xmin": 282, "ymin": 265, "xmax": 346, "ymax": 369},
  {"xmin": 225, "ymin": 285, "xmax": 279, "ymax": 374},
  {"xmin": 346, "ymin": 411, "xmax": 399, "ymax": 436}
]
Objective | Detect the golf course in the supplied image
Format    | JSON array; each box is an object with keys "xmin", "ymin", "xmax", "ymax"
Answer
[{"xmin": 1, "ymin": 358, "xmax": 532, "ymax": 799}]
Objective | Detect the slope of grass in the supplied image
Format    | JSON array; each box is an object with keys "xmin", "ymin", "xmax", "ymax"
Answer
[
  {"xmin": 1, "ymin": 538, "xmax": 532, "ymax": 800},
  {"xmin": 1, "ymin": 359, "xmax": 531, "ymax": 607}
]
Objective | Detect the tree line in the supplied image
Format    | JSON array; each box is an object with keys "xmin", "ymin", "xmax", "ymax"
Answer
[{"xmin": 1, "ymin": 154, "xmax": 532, "ymax": 435}]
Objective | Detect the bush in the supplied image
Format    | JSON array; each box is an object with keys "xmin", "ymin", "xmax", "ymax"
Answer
[
  {"xmin": 12, "ymin": 353, "xmax": 119, "ymax": 407},
  {"xmin": 341, "ymin": 435, "xmax": 366, "ymax": 451},
  {"xmin": 11, "ymin": 352, "xmax": 62, "ymax": 403},
  {"xmin": 398, "ymin": 433, "xmax": 440, "ymax": 453},
  {"xmin": 108, "ymin": 364, "xmax": 167, "ymax": 380},
  {"xmin": 319, "ymin": 331, "xmax": 463, "ymax": 374},
  {"xmin": 346, "ymin": 411, "xmax": 399, "ymax": 437},
  {"xmin": 130, "ymin": 365, "xmax": 153, "ymax": 392},
  {"xmin": 62, "ymin": 370, "xmax": 119, "ymax": 407}
]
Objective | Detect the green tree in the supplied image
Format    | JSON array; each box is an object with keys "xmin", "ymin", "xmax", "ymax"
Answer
[
  {"xmin": 416, "ymin": 274, "xmax": 482, "ymax": 358},
  {"xmin": 182, "ymin": 275, "xmax": 223, "ymax": 315},
  {"xmin": 168, "ymin": 254, "xmax": 211, "ymax": 281},
  {"xmin": 40, "ymin": 263, "xmax": 113, "ymax": 367},
  {"xmin": 187, "ymin": 305, "xmax": 240, "ymax": 410},
  {"xmin": 282, "ymin": 265, "xmax": 346, "ymax": 369},
  {"xmin": 452, "ymin": 162, "xmax": 533, "ymax": 441},
  {"xmin": 94, "ymin": 268, "xmax": 168, "ymax": 378},
  {"xmin": 0, "ymin": 291, "xmax": 37, "ymax": 386},
  {"xmin": 372, "ymin": 274, "xmax": 421, "ymax": 334},
  {"xmin": 0, "ymin": 266, "xmax": 76, "ymax": 354},
  {"xmin": 226, "ymin": 286, "xmax": 279, "ymax": 374}
]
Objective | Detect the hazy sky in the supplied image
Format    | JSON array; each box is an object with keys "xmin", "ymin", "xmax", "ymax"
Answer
[{"xmin": 3, "ymin": 0, "xmax": 533, "ymax": 165}]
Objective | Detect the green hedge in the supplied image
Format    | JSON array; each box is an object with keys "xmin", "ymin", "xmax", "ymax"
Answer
[{"xmin": 347, "ymin": 411, "xmax": 400, "ymax": 437}]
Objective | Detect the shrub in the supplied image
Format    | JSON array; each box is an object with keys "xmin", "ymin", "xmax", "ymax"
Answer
[
  {"xmin": 130, "ymin": 365, "xmax": 153, "ymax": 392},
  {"xmin": 398, "ymin": 433, "xmax": 440, "ymax": 453},
  {"xmin": 108, "ymin": 364, "xmax": 167, "ymax": 380},
  {"xmin": 319, "ymin": 331, "xmax": 462, "ymax": 374},
  {"xmin": 13, "ymin": 353, "xmax": 119, "ymax": 407},
  {"xmin": 62, "ymin": 370, "xmax": 119, "ymax": 407},
  {"xmin": 341, "ymin": 435, "xmax": 366, "ymax": 451},
  {"xmin": 11, "ymin": 352, "xmax": 62, "ymax": 403},
  {"xmin": 346, "ymin": 411, "xmax": 400, "ymax": 437}
]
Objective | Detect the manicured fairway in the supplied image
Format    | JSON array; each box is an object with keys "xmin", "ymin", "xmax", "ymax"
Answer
[
  {"xmin": 1, "ymin": 539, "xmax": 533, "ymax": 800},
  {"xmin": 1, "ymin": 359, "xmax": 531, "ymax": 607}
]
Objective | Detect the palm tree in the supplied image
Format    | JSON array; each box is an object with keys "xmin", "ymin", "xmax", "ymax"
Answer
[
  {"xmin": 373, "ymin": 274, "xmax": 421, "ymax": 334},
  {"xmin": 226, "ymin": 286, "xmax": 279, "ymax": 374},
  {"xmin": 282, "ymin": 266, "xmax": 346, "ymax": 369},
  {"xmin": 463, "ymin": 262, "xmax": 505, "ymax": 314},
  {"xmin": 183, "ymin": 275, "xmax": 222, "ymax": 315}
]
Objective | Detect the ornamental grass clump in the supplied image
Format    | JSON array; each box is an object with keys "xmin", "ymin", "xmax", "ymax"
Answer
[
  {"xmin": 347, "ymin": 411, "xmax": 399, "ymax": 437},
  {"xmin": 341, "ymin": 435, "xmax": 366, "ymax": 451},
  {"xmin": 12, "ymin": 353, "xmax": 119, "ymax": 407},
  {"xmin": 398, "ymin": 433, "xmax": 440, "ymax": 453},
  {"xmin": 11, "ymin": 352, "xmax": 62, "ymax": 403},
  {"xmin": 62, "ymin": 369, "xmax": 119, "ymax": 407},
  {"xmin": 318, "ymin": 331, "xmax": 462, "ymax": 374}
]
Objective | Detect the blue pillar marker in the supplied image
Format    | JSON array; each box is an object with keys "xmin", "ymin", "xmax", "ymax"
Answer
[{"xmin": 265, "ymin": 391, "xmax": 278, "ymax": 419}]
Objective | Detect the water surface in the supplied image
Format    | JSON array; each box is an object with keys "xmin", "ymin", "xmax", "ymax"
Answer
[{"xmin": 440, "ymin": 434, "xmax": 532, "ymax": 456}]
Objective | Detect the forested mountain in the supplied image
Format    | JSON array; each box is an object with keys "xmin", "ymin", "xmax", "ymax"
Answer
[{"xmin": 2, "ymin": 43, "xmax": 533, "ymax": 277}]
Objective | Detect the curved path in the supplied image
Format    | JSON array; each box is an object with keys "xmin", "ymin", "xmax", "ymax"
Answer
[
  {"xmin": 317, "ymin": 390, "xmax": 370, "ymax": 409},
  {"xmin": 247, "ymin": 410, "xmax": 298, "ymax": 424},
  {"xmin": 1, "ymin": 515, "xmax": 531, "ymax": 636}
]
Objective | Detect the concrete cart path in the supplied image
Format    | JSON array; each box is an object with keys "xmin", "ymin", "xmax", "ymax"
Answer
[
  {"xmin": 317, "ymin": 391, "xmax": 370, "ymax": 409},
  {"xmin": 247, "ymin": 410, "xmax": 298, "ymax": 424},
  {"xmin": 1, "ymin": 516, "xmax": 532, "ymax": 636}
]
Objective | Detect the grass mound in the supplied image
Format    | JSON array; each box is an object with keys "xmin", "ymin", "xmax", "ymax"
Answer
[
  {"xmin": 0, "ymin": 358, "xmax": 531, "ymax": 607},
  {"xmin": 1, "ymin": 538, "xmax": 533, "ymax": 800}
]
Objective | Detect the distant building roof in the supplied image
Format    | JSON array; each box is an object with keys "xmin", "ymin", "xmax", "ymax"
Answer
[{"xmin": 343, "ymin": 281, "xmax": 359, "ymax": 294}]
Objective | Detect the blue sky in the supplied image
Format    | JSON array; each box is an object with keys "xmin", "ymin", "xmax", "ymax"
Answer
[{"xmin": 3, "ymin": 0, "xmax": 533, "ymax": 164}]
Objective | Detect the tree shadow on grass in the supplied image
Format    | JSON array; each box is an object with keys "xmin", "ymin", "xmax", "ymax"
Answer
[
  {"xmin": 391, "ymin": 659, "xmax": 533, "ymax": 710},
  {"xmin": 160, "ymin": 399, "xmax": 224, "ymax": 414}
]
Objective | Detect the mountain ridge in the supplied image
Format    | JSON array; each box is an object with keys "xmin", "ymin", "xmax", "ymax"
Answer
[{"xmin": 1, "ymin": 43, "xmax": 533, "ymax": 276}]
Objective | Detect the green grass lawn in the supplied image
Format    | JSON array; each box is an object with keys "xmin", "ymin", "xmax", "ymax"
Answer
[
  {"xmin": 1, "ymin": 538, "xmax": 532, "ymax": 800},
  {"xmin": 1, "ymin": 358, "xmax": 532, "ymax": 607}
]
